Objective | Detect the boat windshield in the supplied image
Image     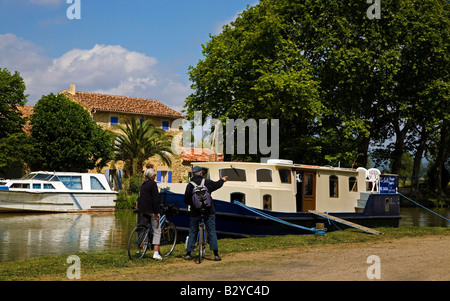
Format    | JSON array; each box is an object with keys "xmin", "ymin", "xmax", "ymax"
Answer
[{"xmin": 21, "ymin": 173, "xmax": 56, "ymax": 181}]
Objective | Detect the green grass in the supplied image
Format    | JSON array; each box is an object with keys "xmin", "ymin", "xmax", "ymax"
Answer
[{"xmin": 1, "ymin": 226, "xmax": 449, "ymax": 281}]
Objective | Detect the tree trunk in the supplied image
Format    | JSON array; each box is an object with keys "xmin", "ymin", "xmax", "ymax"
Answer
[
  {"xmin": 433, "ymin": 124, "xmax": 449, "ymax": 197},
  {"xmin": 411, "ymin": 128, "xmax": 427, "ymax": 198},
  {"xmin": 391, "ymin": 121, "xmax": 411, "ymax": 174}
]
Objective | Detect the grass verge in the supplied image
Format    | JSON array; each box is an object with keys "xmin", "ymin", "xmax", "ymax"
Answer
[{"xmin": 1, "ymin": 226, "xmax": 449, "ymax": 281}]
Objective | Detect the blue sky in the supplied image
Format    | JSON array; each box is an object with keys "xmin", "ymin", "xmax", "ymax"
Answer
[{"xmin": 0, "ymin": 0, "xmax": 257, "ymax": 111}]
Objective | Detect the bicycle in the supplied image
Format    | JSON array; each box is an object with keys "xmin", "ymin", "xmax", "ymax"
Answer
[
  {"xmin": 128, "ymin": 205, "xmax": 178, "ymax": 261},
  {"xmin": 194, "ymin": 207, "xmax": 208, "ymax": 264}
]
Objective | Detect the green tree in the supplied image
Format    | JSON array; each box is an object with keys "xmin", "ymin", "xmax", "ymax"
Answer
[
  {"xmin": 186, "ymin": 0, "xmax": 450, "ymax": 170},
  {"xmin": 0, "ymin": 68, "xmax": 30, "ymax": 174},
  {"xmin": 397, "ymin": 153, "xmax": 414, "ymax": 187},
  {"xmin": 112, "ymin": 117, "xmax": 173, "ymax": 176},
  {"xmin": 186, "ymin": 1, "xmax": 322, "ymax": 162},
  {"xmin": 30, "ymin": 93, "xmax": 114, "ymax": 171},
  {"xmin": 0, "ymin": 68, "xmax": 28, "ymax": 139},
  {"xmin": 0, "ymin": 132, "xmax": 35, "ymax": 174}
]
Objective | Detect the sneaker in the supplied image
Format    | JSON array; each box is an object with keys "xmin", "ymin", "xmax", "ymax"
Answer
[
  {"xmin": 153, "ymin": 253, "xmax": 162, "ymax": 260},
  {"xmin": 214, "ymin": 255, "xmax": 222, "ymax": 261},
  {"xmin": 184, "ymin": 254, "xmax": 193, "ymax": 260}
]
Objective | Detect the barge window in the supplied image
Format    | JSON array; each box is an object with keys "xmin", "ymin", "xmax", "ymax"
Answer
[
  {"xmin": 59, "ymin": 176, "xmax": 82, "ymax": 190},
  {"xmin": 349, "ymin": 177, "xmax": 358, "ymax": 192},
  {"xmin": 33, "ymin": 184, "xmax": 41, "ymax": 189},
  {"xmin": 304, "ymin": 174, "xmax": 313, "ymax": 196},
  {"xmin": 257, "ymin": 169, "xmax": 272, "ymax": 182},
  {"xmin": 329, "ymin": 175, "xmax": 339, "ymax": 198},
  {"xmin": 220, "ymin": 168, "xmax": 246, "ymax": 182},
  {"xmin": 263, "ymin": 194, "xmax": 272, "ymax": 210},
  {"xmin": 279, "ymin": 169, "xmax": 291, "ymax": 183},
  {"xmin": 90, "ymin": 176, "xmax": 106, "ymax": 190},
  {"xmin": 231, "ymin": 192, "xmax": 245, "ymax": 205}
]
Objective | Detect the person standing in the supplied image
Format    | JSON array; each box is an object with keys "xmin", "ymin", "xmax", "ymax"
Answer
[
  {"xmin": 184, "ymin": 166, "xmax": 227, "ymax": 261},
  {"xmin": 138, "ymin": 168, "xmax": 162, "ymax": 260}
]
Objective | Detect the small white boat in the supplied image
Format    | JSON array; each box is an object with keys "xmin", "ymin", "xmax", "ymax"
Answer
[{"xmin": 0, "ymin": 171, "xmax": 117, "ymax": 213}]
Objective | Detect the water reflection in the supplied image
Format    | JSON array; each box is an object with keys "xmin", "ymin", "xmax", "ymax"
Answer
[
  {"xmin": 0, "ymin": 211, "xmax": 136, "ymax": 263},
  {"xmin": 400, "ymin": 207, "xmax": 450, "ymax": 227}
]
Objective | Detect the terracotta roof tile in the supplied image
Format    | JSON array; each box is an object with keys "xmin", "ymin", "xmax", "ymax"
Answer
[
  {"xmin": 181, "ymin": 148, "xmax": 224, "ymax": 162},
  {"xmin": 61, "ymin": 90, "xmax": 184, "ymax": 119}
]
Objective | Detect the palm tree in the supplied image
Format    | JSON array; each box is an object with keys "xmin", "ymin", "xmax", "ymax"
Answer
[{"xmin": 111, "ymin": 117, "xmax": 173, "ymax": 176}]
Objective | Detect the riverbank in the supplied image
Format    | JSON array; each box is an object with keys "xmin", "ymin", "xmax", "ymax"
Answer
[{"xmin": 1, "ymin": 226, "xmax": 449, "ymax": 281}]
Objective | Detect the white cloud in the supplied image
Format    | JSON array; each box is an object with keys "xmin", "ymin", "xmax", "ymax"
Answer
[{"xmin": 0, "ymin": 34, "xmax": 189, "ymax": 112}]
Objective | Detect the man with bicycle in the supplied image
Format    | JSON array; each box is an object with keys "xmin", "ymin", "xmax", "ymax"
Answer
[{"xmin": 184, "ymin": 166, "xmax": 227, "ymax": 261}]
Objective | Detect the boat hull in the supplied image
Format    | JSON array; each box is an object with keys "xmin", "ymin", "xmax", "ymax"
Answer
[
  {"xmin": 161, "ymin": 191, "xmax": 401, "ymax": 237},
  {"xmin": 0, "ymin": 190, "xmax": 117, "ymax": 213}
]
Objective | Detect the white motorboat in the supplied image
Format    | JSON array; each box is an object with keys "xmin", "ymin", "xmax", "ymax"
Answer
[{"xmin": 0, "ymin": 171, "xmax": 117, "ymax": 213}]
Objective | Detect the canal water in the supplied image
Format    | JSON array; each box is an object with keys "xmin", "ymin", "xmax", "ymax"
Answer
[{"xmin": 0, "ymin": 207, "xmax": 449, "ymax": 263}]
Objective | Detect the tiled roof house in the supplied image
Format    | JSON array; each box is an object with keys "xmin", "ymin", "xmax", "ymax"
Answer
[{"xmin": 61, "ymin": 84, "xmax": 184, "ymax": 130}]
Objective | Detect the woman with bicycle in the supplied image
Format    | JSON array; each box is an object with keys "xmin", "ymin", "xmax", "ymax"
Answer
[
  {"xmin": 138, "ymin": 168, "xmax": 162, "ymax": 260},
  {"xmin": 184, "ymin": 166, "xmax": 227, "ymax": 261}
]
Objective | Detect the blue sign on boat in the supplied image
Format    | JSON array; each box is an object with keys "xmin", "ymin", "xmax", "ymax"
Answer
[{"xmin": 380, "ymin": 175, "xmax": 397, "ymax": 193}]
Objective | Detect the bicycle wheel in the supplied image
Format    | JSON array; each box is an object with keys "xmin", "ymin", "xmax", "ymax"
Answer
[
  {"xmin": 159, "ymin": 221, "xmax": 177, "ymax": 256},
  {"xmin": 198, "ymin": 226, "xmax": 206, "ymax": 263},
  {"xmin": 127, "ymin": 225, "xmax": 150, "ymax": 260}
]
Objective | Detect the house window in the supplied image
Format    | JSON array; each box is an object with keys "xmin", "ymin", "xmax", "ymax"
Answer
[
  {"xmin": 329, "ymin": 175, "xmax": 339, "ymax": 198},
  {"xmin": 110, "ymin": 116, "xmax": 119, "ymax": 126},
  {"xmin": 256, "ymin": 169, "xmax": 272, "ymax": 182},
  {"xmin": 162, "ymin": 120, "xmax": 169, "ymax": 130},
  {"xmin": 279, "ymin": 169, "xmax": 291, "ymax": 183},
  {"xmin": 349, "ymin": 176, "xmax": 358, "ymax": 192},
  {"xmin": 263, "ymin": 194, "xmax": 272, "ymax": 210},
  {"xmin": 156, "ymin": 171, "xmax": 172, "ymax": 183}
]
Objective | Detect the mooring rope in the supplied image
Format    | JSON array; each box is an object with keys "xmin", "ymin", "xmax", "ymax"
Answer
[
  {"xmin": 397, "ymin": 192, "xmax": 450, "ymax": 223},
  {"xmin": 233, "ymin": 200, "xmax": 327, "ymax": 235}
]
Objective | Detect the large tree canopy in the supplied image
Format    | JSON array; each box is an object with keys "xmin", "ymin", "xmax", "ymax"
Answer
[
  {"xmin": 185, "ymin": 0, "xmax": 450, "ymax": 173},
  {"xmin": 0, "ymin": 68, "xmax": 27, "ymax": 139},
  {"xmin": 30, "ymin": 93, "xmax": 114, "ymax": 172}
]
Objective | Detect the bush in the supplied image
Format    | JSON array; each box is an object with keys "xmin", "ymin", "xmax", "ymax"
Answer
[
  {"xmin": 128, "ymin": 174, "xmax": 143, "ymax": 195},
  {"xmin": 115, "ymin": 191, "xmax": 138, "ymax": 209}
]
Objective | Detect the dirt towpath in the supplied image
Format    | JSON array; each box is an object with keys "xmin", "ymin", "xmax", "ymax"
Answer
[{"xmin": 89, "ymin": 235, "xmax": 449, "ymax": 281}]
